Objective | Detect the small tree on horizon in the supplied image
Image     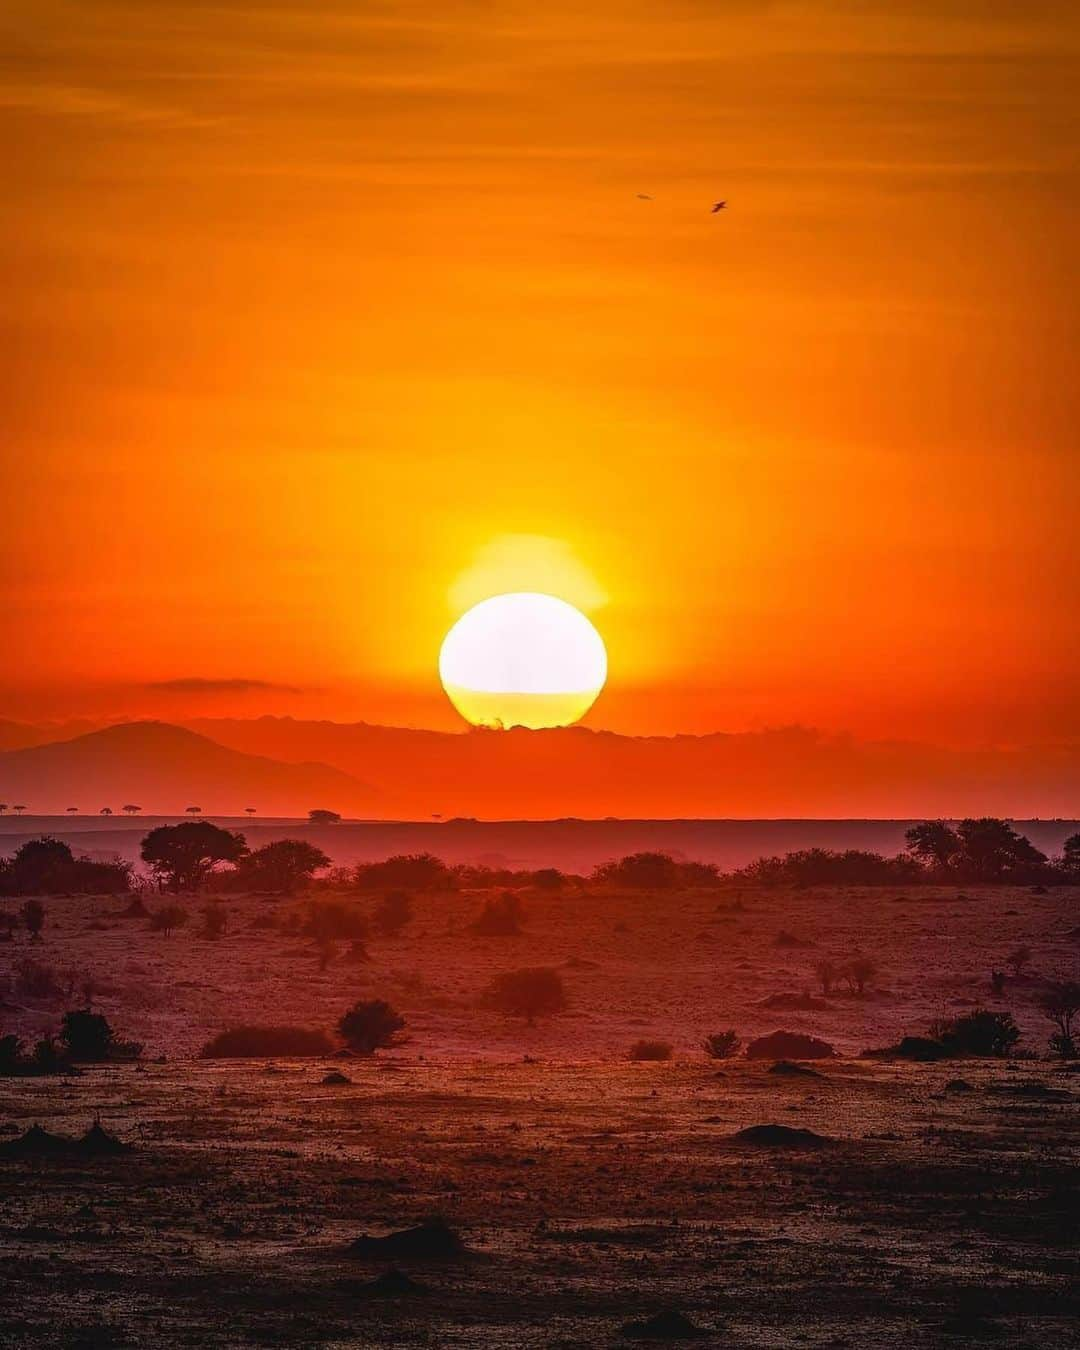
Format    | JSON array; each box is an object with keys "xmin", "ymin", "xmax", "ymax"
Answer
[
  {"xmin": 122, "ymin": 804, "xmax": 142, "ymax": 816},
  {"xmin": 308, "ymin": 808, "xmax": 342, "ymax": 825}
]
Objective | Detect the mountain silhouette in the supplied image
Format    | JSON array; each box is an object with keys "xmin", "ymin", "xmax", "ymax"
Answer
[{"xmin": 0, "ymin": 721, "xmax": 376, "ymax": 816}]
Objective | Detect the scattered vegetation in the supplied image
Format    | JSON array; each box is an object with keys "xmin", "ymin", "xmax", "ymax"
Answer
[
  {"xmin": 0, "ymin": 836, "xmax": 132, "ymax": 897},
  {"xmin": 869, "ymin": 1009, "xmax": 1022, "ymax": 1060},
  {"xmin": 592, "ymin": 852, "xmax": 721, "ymax": 889},
  {"xmin": 60, "ymin": 1010, "xmax": 141, "ymax": 1062},
  {"xmin": 337, "ymin": 999, "xmax": 405, "ymax": 1054}
]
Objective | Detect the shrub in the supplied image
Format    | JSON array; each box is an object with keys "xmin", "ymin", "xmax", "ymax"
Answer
[
  {"xmin": 355, "ymin": 853, "xmax": 452, "ymax": 891},
  {"xmin": 373, "ymin": 890, "xmax": 413, "ymax": 936},
  {"xmin": 842, "ymin": 955, "xmax": 878, "ymax": 995},
  {"xmin": 746, "ymin": 1031, "xmax": 836, "ymax": 1060},
  {"xmin": 201, "ymin": 901, "xmax": 228, "ymax": 940},
  {"xmin": 703, "ymin": 1030, "xmax": 740, "ymax": 1059},
  {"xmin": 1006, "ymin": 946, "xmax": 1032, "ymax": 977},
  {"xmin": 934, "ymin": 1009, "xmax": 1021, "ymax": 1058},
  {"xmin": 236, "ymin": 839, "xmax": 331, "ymax": 894},
  {"xmin": 305, "ymin": 900, "xmax": 369, "ymax": 941},
  {"xmin": 59, "ymin": 1010, "xmax": 141, "ymax": 1062},
  {"xmin": 337, "ymin": 999, "xmax": 405, "ymax": 1054},
  {"xmin": 308, "ymin": 809, "xmax": 342, "ymax": 824},
  {"xmin": 149, "ymin": 904, "xmax": 188, "ymax": 937},
  {"xmin": 738, "ymin": 848, "xmax": 920, "ymax": 887},
  {"xmin": 21, "ymin": 899, "xmax": 45, "ymax": 940},
  {"xmin": 470, "ymin": 892, "xmax": 524, "ymax": 936},
  {"xmin": 13, "ymin": 958, "xmax": 63, "ymax": 1000},
  {"xmin": 629, "ymin": 1039, "xmax": 673, "ymax": 1061},
  {"xmin": 531, "ymin": 868, "xmax": 566, "ymax": 891},
  {"xmin": 592, "ymin": 852, "xmax": 680, "ymax": 890},
  {"xmin": 483, "ymin": 967, "xmax": 567, "ymax": 1024},
  {"xmin": 200, "ymin": 1026, "xmax": 334, "ymax": 1058}
]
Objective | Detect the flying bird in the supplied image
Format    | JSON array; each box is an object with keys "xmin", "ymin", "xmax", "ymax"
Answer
[
  {"xmin": 636, "ymin": 193, "xmax": 653, "ymax": 200},
  {"xmin": 711, "ymin": 201, "xmax": 727, "ymax": 213}
]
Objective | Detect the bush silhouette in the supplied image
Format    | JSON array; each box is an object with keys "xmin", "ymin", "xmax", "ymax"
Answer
[
  {"xmin": 1037, "ymin": 981, "xmax": 1080, "ymax": 1059},
  {"xmin": 703, "ymin": 1030, "xmax": 741, "ymax": 1059},
  {"xmin": 470, "ymin": 892, "xmax": 524, "ymax": 936},
  {"xmin": 629, "ymin": 1039, "xmax": 673, "ymax": 1061},
  {"xmin": 933, "ymin": 1009, "xmax": 1020, "ymax": 1057},
  {"xmin": 21, "ymin": 898, "xmax": 45, "ymax": 940},
  {"xmin": 355, "ymin": 853, "xmax": 452, "ymax": 891},
  {"xmin": 239, "ymin": 839, "xmax": 330, "ymax": 894},
  {"xmin": 201, "ymin": 1026, "xmax": 334, "ymax": 1058},
  {"xmin": 337, "ymin": 999, "xmax": 405, "ymax": 1054},
  {"xmin": 60, "ymin": 1010, "xmax": 141, "ymax": 1062},
  {"xmin": 484, "ymin": 967, "xmax": 567, "ymax": 1024},
  {"xmin": 373, "ymin": 890, "xmax": 413, "ymax": 935},
  {"xmin": 149, "ymin": 904, "xmax": 188, "ymax": 937}
]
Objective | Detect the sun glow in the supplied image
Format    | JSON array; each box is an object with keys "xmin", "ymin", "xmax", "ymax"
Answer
[{"xmin": 439, "ymin": 592, "xmax": 608, "ymax": 729}]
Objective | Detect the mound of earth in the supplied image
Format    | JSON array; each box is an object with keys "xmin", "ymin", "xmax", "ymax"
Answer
[
  {"xmin": 621, "ymin": 1309, "xmax": 708, "ymax": 1340},
  {"xmin": 348, "ymin": 1218, "xmax": 466, "ymax": 1260},
  {"xmin": 734, "ymin": 1123, "xmax": 831, "ymax": 1148},
  {"xmin": 0, "ymin": 1122, "xmax": 131, "ymax": 1158},
  {"xmin": 321, "ymin": 1071, "xmax": 352, "ymax": 1085},
  {"xmin": 746, "ymin": 1031, "xmax": 836, "ymax": 1060},
  {"xmin": 768, "ymin": 1060, "xmax": 821, "ymax": 1077},
  {"xmin": 353, "ymin": 1267, "xmax": 428, "ymax": 1297},
  {"xmin": 945, "ymin": 1079, "xmax": 974, "ymax": 1093}
]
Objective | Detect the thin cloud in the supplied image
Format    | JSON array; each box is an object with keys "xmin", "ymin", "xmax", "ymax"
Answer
[{"xmin": 145, "ymin": 678, "xmax": 303, "ymax": 696}]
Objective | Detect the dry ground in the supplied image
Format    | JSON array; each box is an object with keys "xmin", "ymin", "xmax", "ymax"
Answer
[{"xmin": 1, "ymin": 885, "xmax": 1078, "ymax": 1347}]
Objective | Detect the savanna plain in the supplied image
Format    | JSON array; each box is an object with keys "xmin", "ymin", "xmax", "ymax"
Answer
[{"xmin": 2, "ymin": 870, "xmax": 1078, "ymax": 1348}]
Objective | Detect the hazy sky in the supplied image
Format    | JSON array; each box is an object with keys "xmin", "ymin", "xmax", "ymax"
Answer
[{"xmin": 2, "ymin": 1, "xmax": 1077, "ymax": 743}]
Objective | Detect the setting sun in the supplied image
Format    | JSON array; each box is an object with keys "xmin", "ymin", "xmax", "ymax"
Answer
[{"xmin": 439, "ymin": 592, "xmax": 607, "ymax": 729}]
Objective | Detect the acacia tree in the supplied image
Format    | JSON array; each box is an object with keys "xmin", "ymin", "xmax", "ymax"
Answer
[
  {"xmin": 1038, "ymin": 981, "xmax": 1080, "ymax": 1059},
  {"xmin": 122, "ymin": 805, "xmax": 142, "ymax": 816},
  {"xmin": 955, "ymin": 819, "xmax": 1046, "ymax": 882},
  {"xmin": 904, "ymin": 821, "xmax": 960, "ymax": 871},
  {"xmin": 140, "ymin": 821, "xmax": 247, "ymax": 892}
]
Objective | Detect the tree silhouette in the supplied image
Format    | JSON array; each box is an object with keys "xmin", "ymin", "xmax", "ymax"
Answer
[
  {"xmin": 66, "ymin": 806, "xmax": 79, "ymax": 814},
  {"xmin": 185, "ymin": 806, "xmax": 202, "ymax": 816},
  {"xmin": 0, "ymin": 804, "xmax": 7, "ymax": 815},
  {"xmin": 904, "ymin": 821, "xmax": 959, "ymax": 871},
  {"xmin": 122, "ymin": 805, "xmax": 142, "ymax": 816},
  {"xmin": 245, "ymin": 807, "xmax": 256, "ymax": 816},
  {"xmin": 100, "ymin": 807, "xmax": 113, "ymax": 816},
  {"xmin": 140, "ymin": 821, "xmax": 247, "ymax": 892},
  {"xmin": 239, "ymin": 839, "xmax": 330, "ymax": 894},
  {"xmin": 13, "ymin": 806, "xmax": 25, "ymax": 815},
  {"xmin": 337, "ymin": 999, "xmax": 404, "ymax": 1054},
  {"xmin": 308, "ymin": 808, "xmax": 342, "ymax": 824}
]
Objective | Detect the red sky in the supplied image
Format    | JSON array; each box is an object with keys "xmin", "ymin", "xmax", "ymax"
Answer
[{"xmin": 2, "ymin": 1, "xmax": 1077, "ymax": 746}]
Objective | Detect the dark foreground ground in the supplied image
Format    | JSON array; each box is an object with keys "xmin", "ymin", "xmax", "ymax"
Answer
[{"xmin": 1, "ymin": 1055, "xmax": 1077, "ymax": 1349}]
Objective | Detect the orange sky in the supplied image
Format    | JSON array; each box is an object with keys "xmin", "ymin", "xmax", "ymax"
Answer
[{"xmin": 2, "ymin": 1, "xmax": 1077, "ymax": 745}]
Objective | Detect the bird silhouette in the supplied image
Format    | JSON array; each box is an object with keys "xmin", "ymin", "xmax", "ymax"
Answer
[
  {"xmin": 711, "ymin": 201, "xmax": 727, "ymax": 212},
  {"xmin": 636, "ymin": 193, "xmax": 653, "ymax": 200}
]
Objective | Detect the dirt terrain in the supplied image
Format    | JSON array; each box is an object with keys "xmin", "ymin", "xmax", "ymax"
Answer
[{"xmin": 1, "ymin": 884, "xmax": 1078, "ymax": 1347}]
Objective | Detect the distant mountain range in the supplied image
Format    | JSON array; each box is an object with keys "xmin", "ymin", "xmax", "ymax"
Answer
[
  {"xmin": 0, "ymin": 721, "xmax": 376, "ymax": 817},
  {"xmin": 0, "ymin": 715, "xmax": 1074, "ymax": 819}
]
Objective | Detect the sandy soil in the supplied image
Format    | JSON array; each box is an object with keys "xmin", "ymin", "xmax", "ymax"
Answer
[{"xmin": 1, "ymin": 885, "xmax": 1077, "ymax": 1347}]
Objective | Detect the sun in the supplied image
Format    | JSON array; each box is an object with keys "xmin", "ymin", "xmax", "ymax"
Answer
[{"xmin": 439, "ymin": 592, "xmax": 607, "ymax": 729}]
